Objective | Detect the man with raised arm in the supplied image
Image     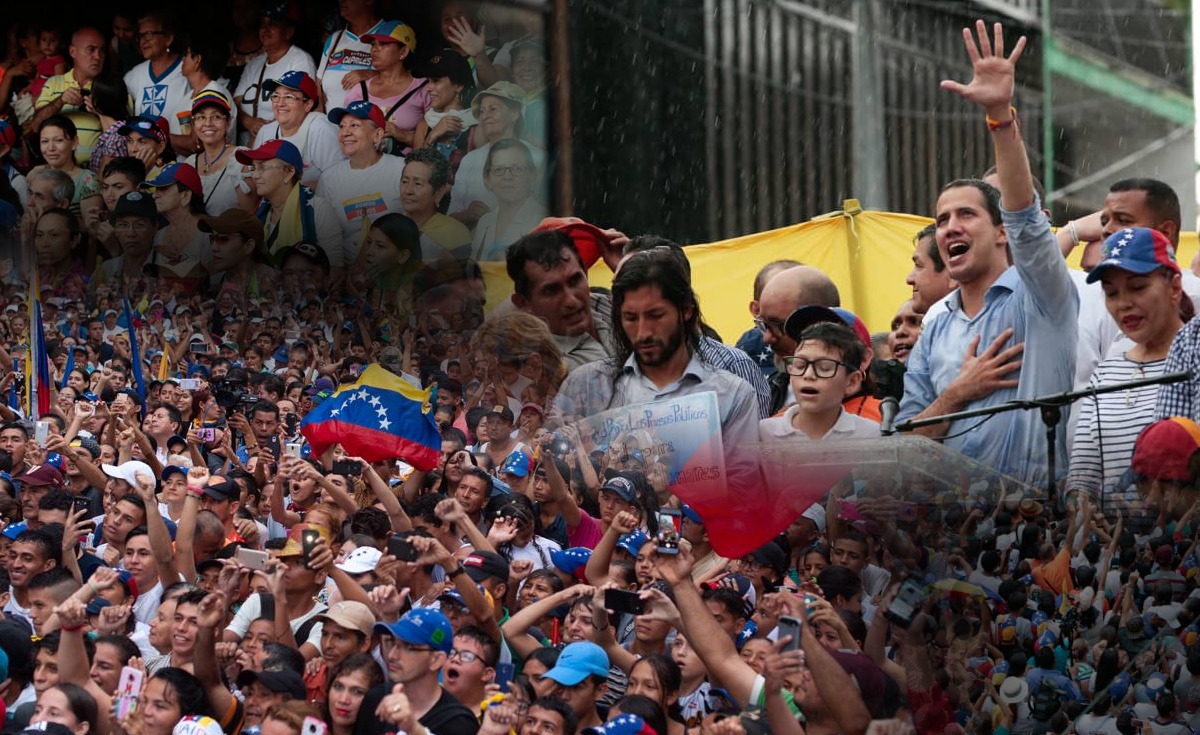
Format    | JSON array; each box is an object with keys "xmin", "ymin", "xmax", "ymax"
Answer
[{"xmin": 896, "ymin": 21, "xmax": 1078, "ymax": 487}]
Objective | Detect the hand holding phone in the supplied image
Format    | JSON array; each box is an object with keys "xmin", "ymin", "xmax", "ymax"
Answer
[
  {"xmin": 387, "ymin": 534, "xmax": 420, "ymax": 562},
  {"xmin": 604, "ymin": 588, "xmax": 645, "ymax": 616},
  {"xmin": 236, "ymin": 547, "xmax": 269, "ymax": 571},
  {"xmin": 114, "ymin": 666, "xmax": 144, "ymax": 720},
  {"xmin": 777, "ymin": 615, "xmax": 803, "ymax": 651}
]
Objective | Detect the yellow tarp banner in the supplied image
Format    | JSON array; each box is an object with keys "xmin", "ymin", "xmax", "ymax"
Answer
[{"xmin": 479, "ymin": 200, "xmax": 1200, "ymax": 339}]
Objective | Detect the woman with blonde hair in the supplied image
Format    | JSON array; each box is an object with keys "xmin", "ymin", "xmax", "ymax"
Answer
[{"xmin": 470, "ymin": 310, "xmax": 567, "ymax": 407}]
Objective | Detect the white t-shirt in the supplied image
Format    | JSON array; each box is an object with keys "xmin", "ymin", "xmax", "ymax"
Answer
[
  {"xmin": 507, "ymin": 535, "xmax": 562, "ymax": 572},
  {"xmin": 125, "ymin": 57, "xmax": 193, "ymax": 134},
  {"xmin": 133, "ymin": 579, "xmax": 164, "ymax": 624},
  {"xmin": 189, "ymin": 149, "xmax": 246, "ymax": 216},
  {"xmin": 3, "ymin": 586, "xmax": 32, "ymax": 629},
  {"xmin": 256, "ymin": 113, "xmax": 346, "ymax": 188},
  {"xmin": 449, "ymin": 140, "xmax": 545, "ymax": 215},
  {"xmin": 234, "ymin": 46, "xmax": 317, "ymax": 144},
  {"xmin": 316, "ymin": 23, "xmax": 384, "ymax": 111},
  {"xmin": 318, "ymin": 154, "xmax": 406, "ymax": 262}
]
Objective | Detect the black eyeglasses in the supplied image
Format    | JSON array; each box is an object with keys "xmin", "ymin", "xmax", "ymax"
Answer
[
  {"xmin": 448, "ymin": 649, "xmax": 481, "ymax": 663},
  {"xmin": 753, "ymin": 316, "xmax": 787, "ymax": 338},
  {"xmin": 782, "ymin": 356, "xmax": 854, "ymax": 379},
  {"xmin": 135, "ymin": 30, "xmax": 166, "ymax": 40}
]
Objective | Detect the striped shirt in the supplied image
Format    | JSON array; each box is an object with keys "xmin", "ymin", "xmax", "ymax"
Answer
[{"xmin": 1067, "ymin": 355, "xmax": 1165, "ymax": 513}]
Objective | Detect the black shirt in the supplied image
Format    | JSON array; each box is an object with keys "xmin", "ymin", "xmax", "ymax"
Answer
[{"xmin": 354, "ymin": 683, "xmax": 480, "ymax": 735}]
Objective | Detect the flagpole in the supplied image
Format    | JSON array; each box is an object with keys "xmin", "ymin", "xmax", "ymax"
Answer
[{"xmin": 27, "ymin": 262, "xmax": 37, "ymax": 418}]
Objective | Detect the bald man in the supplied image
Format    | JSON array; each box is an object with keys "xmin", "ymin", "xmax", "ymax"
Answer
[
  {"xmin": 752, "ymin": 265, "xmax": 842, "ymax": 413},
  {"xmin": 32, "ymin": 27, "xmax": 107, "ymax": 164},
  {"xmin": 736, "ymin": 259, "xmax": 802, "ymax": 377}
]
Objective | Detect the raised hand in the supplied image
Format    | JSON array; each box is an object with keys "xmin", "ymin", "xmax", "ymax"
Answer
[
  {"xmin": 197, "ymin": 590, "xmax": 228, "ymax": 630},
  {"xmin": 368, "ymin": 584, "xmax": 410, "ymax": 618},
  {"xmin": 487, "ymin": 516, "xmax": 520, "ymax": 545},
  {"xmin": 939, "ymin": 20, "xmax": 1026, "ymax": 117},
  {"xmin": 610, "ymin": 510, "xmax": 640, "ymax": 535},
  {"xmin": 508, "ymin": 559, "xmax": 534, "ymax": 584},
  {"xmin": 435, "ymin": 497, "xmax": 468, "ymax": 525},
  {"xmin": 97, "ymin": 604, "xmax": 133, "ymax": 635},
  {"xmin": 447, "ymin": 17, "xmax": 487, "ymax": 57},
  {"xmin": 54, "ymin": 599, "xmax": 89, "ymax": 630},
  {"xmin": 761, "ymin": 636, "xmax": 806, "ymax": 694}
]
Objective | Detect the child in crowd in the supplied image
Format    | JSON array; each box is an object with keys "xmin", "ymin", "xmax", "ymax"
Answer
[
  {"xmin": 758, "ymin": 321, "xmax": 880, "ymax": 442},
  {"xmin": 30, "ymin": 28, "xmax": 66, "ymax": 99}
]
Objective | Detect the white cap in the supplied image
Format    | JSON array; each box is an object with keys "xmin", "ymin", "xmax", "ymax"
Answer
[
  {"xmin": 336, "ymin": 546, "xmax": 382, "ymax": 574},
  {"xmin": 101, "ymin": 460, "xmax": 156, "ymax": 488},
  {"xmin": 801, "ymin": 503, "xmax": 827, "ymax": 532}
]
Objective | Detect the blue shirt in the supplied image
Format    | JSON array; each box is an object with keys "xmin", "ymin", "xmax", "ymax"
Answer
[{"xmin": 897, "ymin": 199, "xmax": 1078, "ymax": 487}]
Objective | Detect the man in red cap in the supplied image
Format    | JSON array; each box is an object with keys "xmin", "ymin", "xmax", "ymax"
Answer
[{"xmin": 504, "ymin": 221, "xmax": 626, "ymax": 370}]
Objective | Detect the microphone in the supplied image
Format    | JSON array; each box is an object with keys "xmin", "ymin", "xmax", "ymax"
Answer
[{"xmin": 880, "ymin": 396, "xmax": 899, "ymax": 436}]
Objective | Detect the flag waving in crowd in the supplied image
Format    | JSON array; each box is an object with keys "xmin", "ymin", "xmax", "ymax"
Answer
[{"xmin": 300, "ymin": 363, "xmax": 441, "ymax": 470}]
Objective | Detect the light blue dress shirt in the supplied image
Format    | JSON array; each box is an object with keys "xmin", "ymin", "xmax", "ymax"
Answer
[{"xmin": 897, "ymin": 199, "xmax": 1078, "ymax": 487}]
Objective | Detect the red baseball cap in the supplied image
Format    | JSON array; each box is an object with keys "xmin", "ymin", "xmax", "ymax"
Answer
[
  {"xmin": 532, "ymin": 217, "xmax": 613, "ymax": 269},
  {"xmin": 263, "ymin": 70, "xmax": 318, "ymax": 102},
  {"xmin": 119, "ymin": 116, "xmax": 170, "ymax": 144},
  {"xmin": 140, "ymin": 162, "xmax": 203, "ymax": 197},
  {"xmin": 234, "ymin": 139, "xmax": 304, "ymax": 173},
  {"xmin": 327, "ymin": 100, "xmax": 387, "ymax": 129},
  {"xmin": 1132, "ymin": 418, "xmax": 1200, "ymax": 482}
]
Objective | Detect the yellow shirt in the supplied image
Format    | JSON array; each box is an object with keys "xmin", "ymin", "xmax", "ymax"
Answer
[{"xmin": 35, "ymin": 73, "xmax": 104, "ymax": 166}]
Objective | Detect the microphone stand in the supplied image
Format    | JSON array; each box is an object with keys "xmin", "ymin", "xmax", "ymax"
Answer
[{"xmin": 893, "ymin": 371, "xmax": 1190, "ymax": 505}]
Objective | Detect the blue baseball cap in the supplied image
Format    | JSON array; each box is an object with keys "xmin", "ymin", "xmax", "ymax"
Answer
[
  {"xmin": 2, "ymin": 520, "xmax": 28, "ymax": 540},
  {"xmin": 584, "ymin": 714, "xmax": 656, "ymax": 735},
  {"xmin": 551, "ymin": 547, "xmax": 591, "ymax": 579},
  {"xmin": 1086, "ymin": 227, "xmax": 1180, "ymax": 284},
  {"xmin": 616, "ymin": 529, "xmax": 649, "ymax": 556},
  {"xmin": 262, "ymin": 70, "xmax": 318, "ymax": 100},
  {"xmin": 373, "ymin": 608, "xmax": 453, "ymax": 654},
  {"xmin": 501, "ymin": 450, "xmax": 531, "ymax": 478},
  {"xmin": 327, "ymin": 100, "xmax": 387, "ymax": 128},
  {"xmin": 162, "ymin": 465, "xmax": 188, "ymax": 481},
  {"xmin": 681, "ymin": 504, "xmax": 702, "ymax": 523},
  {"xmin": 234, "ymin": 139, "xmax": 304, "ymax": 174},
  {"xmin": 543, "ymin": 641, "xmax": 610, "ymax": 686},
  {"xmin": 599, "ymin": 476, "xmax": 637, "ymax": 504}
]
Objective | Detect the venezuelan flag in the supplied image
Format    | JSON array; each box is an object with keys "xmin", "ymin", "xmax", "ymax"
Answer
[{"xmin": 300, "ymin": 364, "xmax": 440, "ymax": 470}]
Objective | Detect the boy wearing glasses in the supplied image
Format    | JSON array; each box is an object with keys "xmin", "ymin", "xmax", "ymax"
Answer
[{"xmin": 758, "ymin": 322, "xmax": 880, "ymax": 442}]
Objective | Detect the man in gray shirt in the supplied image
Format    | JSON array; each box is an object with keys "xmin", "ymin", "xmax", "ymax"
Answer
[{"xmin": 553, "ymin": 248, "xmax": 760, "ymax": 490}]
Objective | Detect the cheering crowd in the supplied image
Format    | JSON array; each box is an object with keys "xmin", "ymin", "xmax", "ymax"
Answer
[{"xmin": 2, "ymin": 5, "xmax": 1200, "ymax": 735}]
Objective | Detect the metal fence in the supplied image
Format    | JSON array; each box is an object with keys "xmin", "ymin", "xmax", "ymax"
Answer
[{"xmin": 700, "ymin": 0, "xmax": 1046, "ymax": 239}]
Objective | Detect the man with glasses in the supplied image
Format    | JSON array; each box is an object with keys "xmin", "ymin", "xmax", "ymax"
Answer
[
  {"xmin": 752, "ymin": 265, "xmax": 842, "ymax": 414},
  {"xmin": 355, "ymin": 608, "xmax": 481, "ymax": 735},
  {"xmin": 441, "ymin": 625, "xmax": 500, "ymax": 713}
]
